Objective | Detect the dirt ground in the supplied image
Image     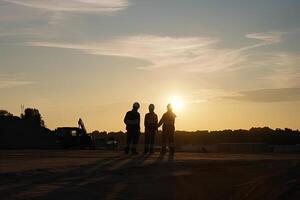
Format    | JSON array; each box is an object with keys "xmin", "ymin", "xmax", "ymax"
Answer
[{"xmin": 1, "ymin": 150, "xmax": 300, "ymax": 200}]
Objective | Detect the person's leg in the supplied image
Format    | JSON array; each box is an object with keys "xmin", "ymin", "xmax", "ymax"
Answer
[
  {"xmin": 131, "ymin": 131, "xmax": 139, "ymax": 154},
  {"xmin": 149, "ymin": 132, "xmax": 155, "ymax": 154},
  {"xmin": 169, "ymin": 130, "xmax": 175, "ymax": 155},
  {"xmin": 125, "ymin": 131, "xmax": 132, "ymax": 154},
  {"xmin": 161, "ymin": 130, "xmax": 167, "ymax": 155},
  {"xmin": 144, "ymin": 131, "xmax": 150, "ymax": 154}
]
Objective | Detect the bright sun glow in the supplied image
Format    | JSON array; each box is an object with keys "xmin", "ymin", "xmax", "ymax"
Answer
[{"xmin": 168, "ymin": 96, "xmax": 185, "ymax": 112}]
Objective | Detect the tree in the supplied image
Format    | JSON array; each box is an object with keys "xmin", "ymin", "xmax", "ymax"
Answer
[
  {"xmin": 0, "ymin": 110, "xmax": 13, "ymax": 117},
  {"xmin": 22, "ymin": 108, "xmax": 45, "ymax": 127}
]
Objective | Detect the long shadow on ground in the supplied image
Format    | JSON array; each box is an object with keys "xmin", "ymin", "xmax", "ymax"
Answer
[{"xmin": 1, "ymin": 153, "xmax": 300, "ymax": 200}]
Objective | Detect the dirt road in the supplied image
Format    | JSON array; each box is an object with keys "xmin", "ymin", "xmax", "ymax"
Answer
[{"xmin": 1, "ymin": 150, "xmax": 300, "ymax": 200}]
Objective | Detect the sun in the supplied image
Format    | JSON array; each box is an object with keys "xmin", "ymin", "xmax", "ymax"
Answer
[{"xmin": 168, "ymin": 96, "xmax": 185, "ymax": 112}]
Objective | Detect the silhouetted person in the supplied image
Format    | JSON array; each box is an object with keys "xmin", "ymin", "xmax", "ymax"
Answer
[
  {"xmin": 158, "ymin": 104, "xmax": 176, "ymax": 155},
  {"xmin": 124, "ymin": 102, "xmax": 141, "ymax": 155},
  {"xmin": 144, "ymin": 104, "xmax": 158, "ymax": 154}
]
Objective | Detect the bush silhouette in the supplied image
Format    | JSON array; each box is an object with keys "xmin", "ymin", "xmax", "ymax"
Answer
[{"xmin": 22, "ymin": 108, "xmax": 45, "ymax": 127}]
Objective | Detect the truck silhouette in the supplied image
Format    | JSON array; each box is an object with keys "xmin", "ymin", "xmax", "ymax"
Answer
[{"xmin": 54, "ymin": 118, "xmax": 94, "ymax": 149}]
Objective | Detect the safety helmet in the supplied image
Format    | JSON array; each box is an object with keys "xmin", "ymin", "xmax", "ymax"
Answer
[{"xmin": 133, "ymin": 102, "xmax": 140, "ymax": 109}]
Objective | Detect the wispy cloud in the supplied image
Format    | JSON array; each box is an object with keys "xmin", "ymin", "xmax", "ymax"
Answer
[
  {"xmin": 0, "ymin": 0, "xmax": 130, "ymax": 40},
  {"xmin": 2, "ymin": 0, "xmax": 130, "ymax": 13},
  {"xmin": 0, "ymin": 75, "xmax": 34, "ymax": 89},
  {"xmin": 222, "ymin": 88, "xmax": 300, "ymax": 102},
  {"xmin": 257, "ymin": 53, "xmax": 300, "ymax": 88},
  {"xmin": 246, "ymin": 32, "xmax": 284, "ymax": 44},
  {"xmin": 181, "ymin": 89, "xmax": 231, "ymax": 104},
  {"xmin": 0, "ymin": 79, "xmax": 34, "ymax": 89},
  {"xmin": 233, "ymin": 32, "xmax": 285, "ymax": 53},
  {"xmin": 26, "ymin": 32, "xmax": 285, "ymax": 72},
  {"xmin": 26, "ymin": 36, "xmax": 223, "ymax": 71}
]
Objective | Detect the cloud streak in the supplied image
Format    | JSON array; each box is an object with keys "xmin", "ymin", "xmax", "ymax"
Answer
[
  {"xmin": 26, "ymin": 36, "xmax": 223, "ymax": 71},
  {"xmin": 222, "ymin": 88, "xmax": 300, "ymax": 102},
  {"xmin": 26, "ymin": 32, "xmax": 285, "ymax": 72},
  {"xmin": 246, "ymin": 32, "xmax": 284, "ymax": 44},
  {"xmin": 2, "ymin": 0, "xmax": 129, "ymax": 13},
  {"xmin": 0, "ymin": 79, "xmax": 34, "ymax": 89},
  {"xmin": 248, "ymin": 52, "xmax": 300, "ymax": 88}
]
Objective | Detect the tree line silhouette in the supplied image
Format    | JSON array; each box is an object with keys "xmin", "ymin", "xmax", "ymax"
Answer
[
  {"xmin": 1, "ymin": 108, "xmax": 300, "ymax": 149},
  {"xmin": 0, "ymin": 108, "xmax": 55, "ymax": 149},
  {"xmin": 90, "ymin": 127, "xmax": 300, "ymax": 147}
]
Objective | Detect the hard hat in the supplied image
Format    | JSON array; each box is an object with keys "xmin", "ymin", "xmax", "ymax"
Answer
[
  {"xmin": 133, "ymin": 102, "xmax": 140, "ymax": 109},
  {"xmin": 149, "ymin": 104, "xmax": 155, "ymax": 110}
]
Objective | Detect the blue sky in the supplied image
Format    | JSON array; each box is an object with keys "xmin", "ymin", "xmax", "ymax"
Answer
[{"xmin": 0, "ymin": 0, "xmax": 299, "ymax": 131}]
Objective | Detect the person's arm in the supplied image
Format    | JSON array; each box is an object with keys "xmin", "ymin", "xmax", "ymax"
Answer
[
  {"xmin": 138, "ymin": 113, "xmax": 141, "ymax": 131},
  {"xmin": 144, "ymin": 114, "xmax": 148, "ymax": 127},
  {"xmin": 155, "ymin": 114, "xmax": 159, "ymax": 130},
  {"xmin": 157, "ymin": 114, "xmax": 165, "ymax": 128},
  {"xmin": 124, "ymin": 112, "xmax": 129, "ymax": 125}
]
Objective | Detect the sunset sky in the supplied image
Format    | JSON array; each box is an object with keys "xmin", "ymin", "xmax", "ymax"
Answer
[{"xmin": 1, "ymin": 0, "xmax": 300, "ymax": 131}]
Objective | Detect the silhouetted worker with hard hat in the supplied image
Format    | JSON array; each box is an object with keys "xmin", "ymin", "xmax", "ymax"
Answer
[
  {"xmin": 144, "ymin": 104, "xmax": 158, "ymax": 154},
  {"xmin": 158, "ymin": 103, "xmax": 176, "ymax": 156},
  {"xmin": 124, "ymin": 102, "xmax": 141, "ymax": 155}
]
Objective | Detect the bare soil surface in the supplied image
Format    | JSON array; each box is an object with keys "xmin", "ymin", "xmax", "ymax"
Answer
[{"xmin": 1, "ymin": 150, "xmax": 300, "ymax": 200}]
